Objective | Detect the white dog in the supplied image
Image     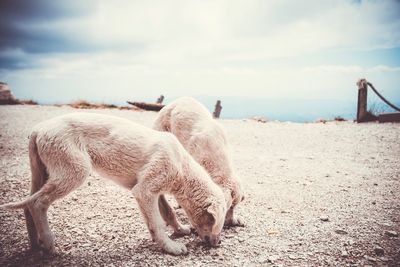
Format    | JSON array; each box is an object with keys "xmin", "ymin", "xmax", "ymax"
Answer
[
  {"xmin": 154, "ymin": 97, "xmax": 244, "ymax": 227},
  {"xmin": 0, "ymin": 113, "xmax": 228, "ymax": 255}
]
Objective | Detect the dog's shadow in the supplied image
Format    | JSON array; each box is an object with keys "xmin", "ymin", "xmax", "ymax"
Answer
[
  {"xmin": 1, "ymin": 226, "xmax": 243, "ymax": 266},
  {"xmin": 1, "ymin": 238, "xmax": 187, "ymax": 266}
]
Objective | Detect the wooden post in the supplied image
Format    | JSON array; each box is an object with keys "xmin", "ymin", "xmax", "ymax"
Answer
[
  {"xmin": 213, "ymin": 100, "xmax": 222, "ymax": 118},
  {"xmin": 356, "ymin": 79, "xmax": 368, "ymax": 122},
  {"xmin": 156, "ymin": 95, "xmax": 164, "ymax": 104}
]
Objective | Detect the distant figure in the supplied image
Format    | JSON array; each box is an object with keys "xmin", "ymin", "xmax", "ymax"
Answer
[{"xmin": 213, "ymin": 100, "xmax": 222, "ymax": 119}]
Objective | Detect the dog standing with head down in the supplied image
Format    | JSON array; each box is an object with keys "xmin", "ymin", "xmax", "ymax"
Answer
[
  {"xmin": 0, "ymin": 113, "xmax": 228, "ymax": 255},
  {"xmin": 154, "ymin": 97, "xmax": 244, "ymax": 227}
]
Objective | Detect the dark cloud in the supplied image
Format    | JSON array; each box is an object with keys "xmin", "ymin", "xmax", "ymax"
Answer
[
  {"xmin": 0, "ymin": 0, "xmax": 94, "ymax": 22},
  {"xmin": 0, "ymin": 0, "xmax": 99, "ymax": 70}
]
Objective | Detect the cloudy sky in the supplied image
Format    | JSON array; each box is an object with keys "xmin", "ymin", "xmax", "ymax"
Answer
[{"xmin": 0, "ymin": 0, "xmax": 399, "ymax": 108}]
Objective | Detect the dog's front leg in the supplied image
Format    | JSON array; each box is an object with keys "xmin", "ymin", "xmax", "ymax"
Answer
[
  {"xmin": 224, "ymin": 207, "xmax": 245, "ymax": 227},
  {"xmin": 132, "ymin": 186, "xmax": 188, "ymax": 255},
  {"xmin": 158, "ymin": 195, "xmax": 191, "ymax": 237}
]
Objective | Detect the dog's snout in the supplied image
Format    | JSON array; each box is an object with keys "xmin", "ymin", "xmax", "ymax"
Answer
[{"xmin": 204, "ymin": 235, "xmax": 221, "ymax": 247}]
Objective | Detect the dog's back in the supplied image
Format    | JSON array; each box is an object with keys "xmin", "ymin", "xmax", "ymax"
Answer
[{"xmin": 33, "ymin": 113, "xmax": 179, "ymax": 189}]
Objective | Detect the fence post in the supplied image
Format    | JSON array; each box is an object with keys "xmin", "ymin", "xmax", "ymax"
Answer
[
  {"xmin": 213, "ymin": 100, "xmax": 222, "ymax": 119},
  {"xmin": 156, "ymin": 95, "xmax": 164, "ymax": 104},
  {"xmin": 356, "ymin": 79, "xmax": 368, "ymax": 122}
]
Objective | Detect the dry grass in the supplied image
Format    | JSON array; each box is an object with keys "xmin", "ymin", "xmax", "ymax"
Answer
[{"xmin": 67, "ymin": 100, "xmax": 140, "ymax": 111}]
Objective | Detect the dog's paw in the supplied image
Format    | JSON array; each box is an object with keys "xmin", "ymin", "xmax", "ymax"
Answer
[
  {"xmin": 224, "ymin": 216, "xmax": 245, "ymax": 228},
  {"xmin": 38, "ymin": 236, "xmax": 55, "ymax": 254},
  {"xmin": 171, "ymin": 224, "xmax": 192, "ymax": 238},
  {"xmin": 163, "ymin": 241, "xmax": 188, "ymax": 255},
  {"xmin": 177, "ymin": 224, "xmax": 192, "ymax": 236}
]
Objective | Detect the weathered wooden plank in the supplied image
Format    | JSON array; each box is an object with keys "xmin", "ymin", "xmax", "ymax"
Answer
[
  {"xmin": 127, "ymin": 101, "xmax": 165, "ymax": 111},
  {"xmin": 378, "ymin": 112, "xmax": 400, "ymax": 123}
]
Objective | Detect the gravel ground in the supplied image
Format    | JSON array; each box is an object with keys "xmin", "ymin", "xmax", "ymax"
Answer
[{"xmin": 0, "ymin": 105, "xmax": 399, "ymax": 266}]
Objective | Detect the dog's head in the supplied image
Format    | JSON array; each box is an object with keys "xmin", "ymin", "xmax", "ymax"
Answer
[{"xmin": 191, "ymin": 197, "xmax": 226, "ymax": 247}]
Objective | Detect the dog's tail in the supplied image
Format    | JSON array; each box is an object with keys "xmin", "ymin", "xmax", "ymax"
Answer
[
  {"xmin": 0, "ymin": 132, "xmax": 49, "ymax": 210},
  {"xmin": 0, "ymin": 191, "xmax": 42, "ymax": 209}
]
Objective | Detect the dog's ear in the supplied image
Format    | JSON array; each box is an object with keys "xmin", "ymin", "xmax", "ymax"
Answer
[{"xmin": 205, "ymin": 204, "xmax": 217, "ymax": 226}]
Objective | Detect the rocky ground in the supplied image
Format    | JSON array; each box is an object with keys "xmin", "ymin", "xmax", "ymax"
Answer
[{"xmin": 0, "ymin": 105, "xmax": 399, "ymax": 266}]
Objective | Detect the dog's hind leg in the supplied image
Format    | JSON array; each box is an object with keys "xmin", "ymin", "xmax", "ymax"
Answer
[
  {"xmin": 158, "ymin": 195, "xmax": 191, "ymax": 237},
  {"xmin": 27, "ymin": 151, "xmax": 90, "ymax": 253},
  {"xmin": 24, "ymin": 134, "xmax": 49, "ymax": 250}
]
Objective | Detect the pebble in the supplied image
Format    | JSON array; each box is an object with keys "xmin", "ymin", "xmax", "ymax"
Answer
[
  {"xmin": 379, "ymin": 256, "xmax": 389, "ymax": 262},
  {"xmin": 385, "ymin": 230, "xmax": 398, "ymax": 237},
  {"xmin": 341, "ymin": 250, "xmax": 348, "ymax": 257},
  {"xmin": 364, "ymin": 255, "xmax": 376, "ymax": 262},
  {"xmin": 374, "ymin": 246, "xmax": 384, "ymax": 256},
  {"xmin": 268, "ymin": 255, "xmax": 279, "ymax": 263},
  {"xmin": 335, "ymin": 229, "xmax": 348, "ymax": 235},
  {"xmin": 320, "ymin": 216, "xmax": 329, "ymax": 222}
]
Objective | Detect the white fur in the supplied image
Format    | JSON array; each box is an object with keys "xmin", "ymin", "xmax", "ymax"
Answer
[
  {"xmin": 154, "ymin": 97, "xmax": 244, "ymax": 226},
  {"xmin": 0, "ymin": 113, "xmax": 227, "ymax": 255}
]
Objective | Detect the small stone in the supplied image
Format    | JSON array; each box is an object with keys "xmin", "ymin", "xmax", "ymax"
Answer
[
  {"xmin": 385, "ymin": 230, "xmax": 398, "ymax": 237},
  {"xmin": 320, "ymin": 216, "xmax": 329, "ymax": 222},
  {"xmin": 268, "ymin": 255, "xmax": 279, "ymax": 263},
  {"xmin": 341, "ymin": 250, "xmax": 348, "ymax": 257},
  {"xmin": 364, "ymin": 255, "xmax": 376, "ymax": 262},
  {"xmin": 288, "ymin": 255, "xmax": 297, "ymax": 260},
  {"xmin": 335, "ymin": 229, "xmax": 348, "ymax": 235},
  {"xmin": 379, "ymin": 256, "xmax": 389, "ymax": 262},
  {"xmin": 267, "ymin": 229, "xmax": 280, "ymax": 236},
  {"xmin": 374, "ymin": 246, "xmax": 384, "ymax": 256}
]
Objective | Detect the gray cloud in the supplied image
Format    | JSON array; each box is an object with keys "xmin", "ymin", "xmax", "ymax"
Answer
[{"xmin": 0, "ymin": 0, "xmax": 99, "ymax": 69}]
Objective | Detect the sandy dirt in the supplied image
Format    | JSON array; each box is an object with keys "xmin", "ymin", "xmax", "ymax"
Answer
[{"xmin": 0, "ymin": 105, "xmax": 399, "ymax": 266}]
